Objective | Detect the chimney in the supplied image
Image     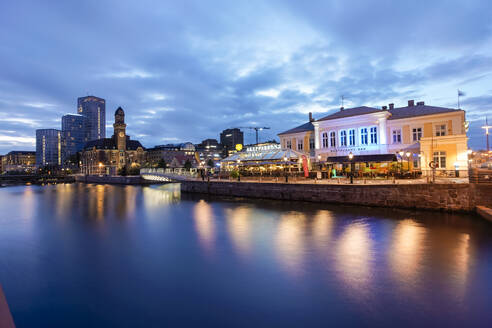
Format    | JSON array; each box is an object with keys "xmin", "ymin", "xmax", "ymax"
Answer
[
  {"xmin": 416, "ymin": 101, "xmax": 425, "ymax": 106},
  {"xmin": 389, "ymin": 103, "xmax": 394, "ymax": 110},
  {"xmin": 382, "ymin": 105, "xmax": 388, "ymax": 110},
  {"xmin": 408, "ymin": 100, "xmax": 415, "ymax": 107},
  {"xmin": 309, "ymin": 112, "xmax": 313, "ymax": 122}
]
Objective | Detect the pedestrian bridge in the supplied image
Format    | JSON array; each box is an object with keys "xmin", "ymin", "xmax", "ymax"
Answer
[{"xmin": 140, "ymin": 168, "xmax": 198, "ymax": 182}]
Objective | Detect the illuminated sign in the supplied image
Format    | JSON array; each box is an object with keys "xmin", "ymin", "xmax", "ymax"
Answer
[
  {"xmin": 246, "ymin": 144, "xmax": 280, "ymax": 152},
  {"xmin": 235, "ymin": 144, "xmax": 243, "ymax": 151}
]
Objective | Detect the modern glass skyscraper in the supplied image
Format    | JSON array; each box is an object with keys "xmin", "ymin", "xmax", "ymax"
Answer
[
  {"xmin": 61, "ymin": 114, "xmax": 86, "ymax": 161},
  {"xmin": 77, "ymin": 96, "xmax": 106, "ymax": 141},
  {"xmin": 36, "ymin": 129, "xmax": 62, "ymax": 167}
]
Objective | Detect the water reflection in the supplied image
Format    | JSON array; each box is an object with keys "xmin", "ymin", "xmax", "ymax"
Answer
[
  {"xmin": 311, "ymin": 210, "xmax": 335, "ymax": 253},
  {"xmin": 335, "ymin": 222, "xmax": 373, "ymax": 296},
  {"xmin": 225, "ymin": 206, "xmax": 252, "ymax": 258},
  {"xmin": 193, "ymin": 200, "xmax": 216, "ymax": 254},
  {"xmin": 390, "ymin": 219, "xmax": 426, "ymax": 291},
  {"xmin": 143, "ymin": 184, "xmax": 181, "ymax": 210},
  {"xmin": 275, "ymin": 211, "xmax": 307, "ymax": 276}
]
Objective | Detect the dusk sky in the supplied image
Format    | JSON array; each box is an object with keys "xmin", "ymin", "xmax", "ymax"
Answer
[{"xmin": 1, "ymin": 0, "xmax": 491, "ymax": 153}]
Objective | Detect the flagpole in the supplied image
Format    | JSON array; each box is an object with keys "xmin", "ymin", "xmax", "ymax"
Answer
[{"xmin": 457, "ymin": 90, "xmax": 460, "ymax": 109}]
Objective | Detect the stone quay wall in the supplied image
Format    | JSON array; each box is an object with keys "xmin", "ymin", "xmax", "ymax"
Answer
[
  {"xmin": 180, "ymin": 181, "xmax": 492, "ymax": 212},
  {"xmin": 75, "ymin": 175, "xmax": 152, "ymax": 185}
]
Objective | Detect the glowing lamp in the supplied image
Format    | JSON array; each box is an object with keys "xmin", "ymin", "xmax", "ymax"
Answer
[{"xmin": 348, "ymin": 152, "xmax": 354, "ymax": 160}]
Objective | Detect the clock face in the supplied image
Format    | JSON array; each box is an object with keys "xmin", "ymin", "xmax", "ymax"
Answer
[{"xmin": 119, "ymin": 132, "xmax": 125, "ymax": 138}]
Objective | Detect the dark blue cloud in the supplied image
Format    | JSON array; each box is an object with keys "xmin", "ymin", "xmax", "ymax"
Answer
[{"xmin": 0, "ymin": 0, "xmax": 491, "ymax": 152}]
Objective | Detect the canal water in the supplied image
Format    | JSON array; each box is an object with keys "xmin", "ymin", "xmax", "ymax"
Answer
[{"xmin": 0, "ymin": 183, "xmax": 491, "ymax": 327}]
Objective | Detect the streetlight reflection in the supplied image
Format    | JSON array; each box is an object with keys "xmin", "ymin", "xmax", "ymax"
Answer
[{"xmin": 193, "ymin": 200, "xmax": 216, "ymax": 255}]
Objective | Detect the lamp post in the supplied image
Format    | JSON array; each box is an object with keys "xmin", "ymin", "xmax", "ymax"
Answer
[
  {"xmin": 284, "ymin": 156, "xmax": 288, "ymax": 183},
  {"xmin": 398, "ymin": 150, "xmax": 404, "ymax": 176},
  {"xmin": 406, "ymin": 152, "xmax": 411, "ymax": 173},
  {"xmin": 237, "ymin": 159, "xmax": 241, "ymax": 181},
  {"xmin": 348, "ymin": 152, "xmax": 354, "ymax": 184}
]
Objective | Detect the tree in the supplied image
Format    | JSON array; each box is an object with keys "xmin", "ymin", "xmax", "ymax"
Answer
[
  {"xmin": 207, "ymin": 159, "xmax": 214, "ymax": 168},
  {"xmin": 157, "ymin": 158, "xmax": 167, "ymax": 169},
  {"xmin": 184, "ymin": 159, "xmax": 192, "ymax": 171},
  {"xmin": 118, "ymin": 166, "xmax": 128, "ymax": 176}
]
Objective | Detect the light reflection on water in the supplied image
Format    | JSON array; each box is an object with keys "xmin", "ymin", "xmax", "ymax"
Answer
[
  {"xmin": 335, "ymin": 221, "xmax": 373, "ymax": 297},
  {"xmin": 193, "ymin": 199, "xmax": 216, "ymax": 254},
  {"xmin": 225, "ymin": 206, "xmax": 253, "ymax": 258},
  {"xmin": 0, "ymin": 183, "xmax": 490, "ymax": 327}
]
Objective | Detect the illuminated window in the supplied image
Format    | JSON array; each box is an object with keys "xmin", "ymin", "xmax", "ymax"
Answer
[
  {"xmin": 433, "ymin": 151, "xmax": 446, "ymax": 168},
  {"xmin": 360, "ymin": 128, "xmax": 368, "ymax": 145},
  {"xmin": 330, "ymin": 131, "xmax": 336, "ymax": 147},
  {"xmin": 370, "ymin": 127, "xmax": 377, "ymax": 144},
  {"xmin": 322, "ymin": 132, "xmax": 328, "ymax": 148},
  {"xmin": 349, "ymin": 129, "xmax": 355, "ymax": 146},
  {"xmin": 340, "ymin": 130, "xmax": 347, "ymax": 146},
  {"xmin": 412, "ymin": 127, "xmax": 422, "ymax": 141},
  {"xmin": 436, "ymin": 124, "xmax": 446, "ymax": 136},
  {"xmin": 392, "ymin": 129, "xmax": 401, "ymax": 144}
]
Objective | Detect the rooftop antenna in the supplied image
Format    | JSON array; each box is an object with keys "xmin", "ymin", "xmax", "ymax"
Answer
[
  {"xmin": 483, "ymin": 116, "xmax": 491, "ymax": 152},
  {"xmin": 341, "ymin": 95, "xmax": 344, "ymax": 108}
]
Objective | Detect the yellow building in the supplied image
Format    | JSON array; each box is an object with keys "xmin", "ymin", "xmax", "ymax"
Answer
[{"xmin": 278, "ymin": 100, "xmax": 468, "ymax": 176}]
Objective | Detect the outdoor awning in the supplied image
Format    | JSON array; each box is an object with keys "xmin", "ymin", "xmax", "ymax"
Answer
[{"xmin": 325, "ymin": 154, "xmax": 397, "ymax": 163}]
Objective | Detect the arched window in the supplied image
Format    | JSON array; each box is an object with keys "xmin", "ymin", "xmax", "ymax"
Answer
[
  {"xmin": 322, "ymin": 132, "xmax": 328, "ymax": 148},
  {"xmin": 330, "ymin": 131, "xmax": 336, "ymax": 147}
]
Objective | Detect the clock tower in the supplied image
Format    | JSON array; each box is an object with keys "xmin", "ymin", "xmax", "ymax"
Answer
[{"xmin": 113, "ymin": 107, "xmax": 127, "ymax": 151}]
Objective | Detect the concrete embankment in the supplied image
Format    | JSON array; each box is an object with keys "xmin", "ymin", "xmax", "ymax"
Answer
[
  {"xmin": 180, "ymin": 181, "xmax": 492, "ymax": 212},
  {"xmin": 75, "ymin": 175, "xmax": 154, "ymax": 185}
]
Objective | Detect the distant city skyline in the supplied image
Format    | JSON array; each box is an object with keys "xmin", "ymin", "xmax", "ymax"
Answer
[{"xmin": 0, "ymin": 0, "xmax": 491, "ymax": 153}]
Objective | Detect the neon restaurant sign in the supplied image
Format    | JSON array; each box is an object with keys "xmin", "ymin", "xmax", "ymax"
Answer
[{"xmin": 246, "ymin": 144, "xmax": 281, "ymax": 152}]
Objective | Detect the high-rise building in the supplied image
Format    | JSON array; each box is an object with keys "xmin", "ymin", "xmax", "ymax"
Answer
[
  {"xmin": 77, "ymin": 96, "xmax": 106, "ymax": 141},
  {"xmin": 220, "ymin": 128, "xmax": 243, "ymax": 155},
  {"xmin": 62, "ymin": 114, "xmax": 86, "ymax": 162},
  {"xmin": 36, "ymin": 129, "xmax": 63, "ymax": 167}
]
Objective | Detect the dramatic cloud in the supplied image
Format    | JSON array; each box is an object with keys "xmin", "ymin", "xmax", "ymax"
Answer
[{"xmin": 0, "ymin": 0, "xmax": 491, "ymax": 153}]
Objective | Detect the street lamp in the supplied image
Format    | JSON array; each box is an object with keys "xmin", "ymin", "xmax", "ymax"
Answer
[
  {"xmin": 348, "ymin": 152, "xmax": 354, "ymax": 184},
  {"xmin": 406, "ymin": 152, "xmax": 411, "ymax": 172},
  {"xmin": 283, "ymin": 156, "xmax": 289, "ymax": 182},
  {"xmin": 98, "ymin": 162, "xmax": 103, "ymax": 175},
  {"xmin": 236, "ymin": 159, "xmax": 241, "ymax": 181}
]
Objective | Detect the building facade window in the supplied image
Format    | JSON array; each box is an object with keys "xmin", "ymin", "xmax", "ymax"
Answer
[
  {"xmin": 436, "ymin": 124, "xmax": 447, "ymax": 136},
  {"xmin": 286, "ymin": 140, "xmax": 291, "ymax": 149},
  {"xmin": 412, "ymin": 127, "xmax": 422, "ymax": 141},
  {"xmin": 309, "ymin": 137, "xmax": 315, "ymax": 150},
  {"xmin": 433, "ymin": 151, "xmax": 446, "ymax": 168},
  {"xmin": 392, "ymin": 129, "xmax": 402, "ymax": 144},
  {"xmin": 349, "ymin": 129, "xmax": 355, "ymax": 146},
  {"xmin": 370, "ymin": 127, "xmax": 377, "ymax": 144},
  {"xmin": 322, "ymin": 132, "xmax": 328, "ymax": 148},
  {"xmin": 360, "ymin": 128, "xmax": 368, "ymax": 145},
  {"xmin": 413, "ymin": 156, "xmax": 420, "ymax": 168},
  {"xmin": 340, "ymin": 130, "xmax": 347, "ymax": 146},
  {"xmin": 330, "ymin": 131, "xmax": 336, "ymax": 147},
  {"xmin": 297, "ymin": 139, "xmax": 303, "ymax": 150}
]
